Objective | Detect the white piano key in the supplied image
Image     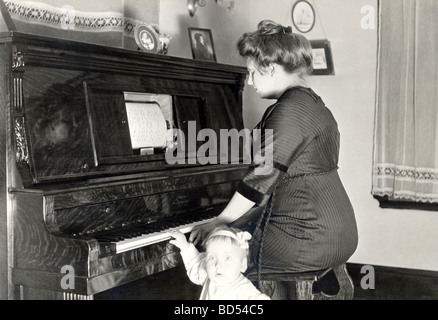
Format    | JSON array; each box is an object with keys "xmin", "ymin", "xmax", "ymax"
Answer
[{"xmin": 115, "ymin": 217, "xmax": 215, "ymax": 253}]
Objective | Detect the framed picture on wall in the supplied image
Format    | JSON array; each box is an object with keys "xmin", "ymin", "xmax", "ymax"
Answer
[
  {"xmin": 291, "ymin": 0, "xmax": 315, "ymax": 33},
  {"xmin": 310, "ymin": 40, "xmax": 335, "ymax": 75},
  {"xmin": 188, "ymin": 28, "xmax": 217, "ymax": 62}
]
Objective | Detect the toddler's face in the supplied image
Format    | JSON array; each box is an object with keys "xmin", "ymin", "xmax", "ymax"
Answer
[{"xmin": 205, "ymin": 241, "xmax": 246, "ymax": 286}]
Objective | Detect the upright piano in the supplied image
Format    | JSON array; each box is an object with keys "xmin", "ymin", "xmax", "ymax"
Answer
[{"xmin": 0, "ymin": 31, "xmax": 248, "ymax": 300}]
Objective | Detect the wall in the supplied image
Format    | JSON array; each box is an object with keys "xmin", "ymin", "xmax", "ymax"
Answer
[{"xmin": 160, "ymin": 0, "xmax": 438, "ymax": 272}]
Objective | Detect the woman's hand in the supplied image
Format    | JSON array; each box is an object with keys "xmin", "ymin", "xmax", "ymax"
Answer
[
  {"xmin": 189, "ymin": 219, "xmax": 220, "ymax": 245},
  {"xmin": 188, "ymin": 192, "xmax": 255, "ymax": 245}
]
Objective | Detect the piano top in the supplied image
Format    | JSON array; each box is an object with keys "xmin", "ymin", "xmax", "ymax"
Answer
[
  {"xmin": 4, "ymin": 31, "xmax": 249, "ymax": 188},
  {"xmin": 0, "ymin": 30, "xmax": 248, "ymax": 78}
]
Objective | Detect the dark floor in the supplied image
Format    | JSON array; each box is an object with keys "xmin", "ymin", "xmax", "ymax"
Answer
[
  {"xmin": 95, "ymin": 263, "xmax": 438, "ymax": 300},
  {"xmin": 95, "ymin": 265, "xmax": 339, "ymax": 300},
  {"xmin": 94, "ymin": 265, "xmax": 202, "ymax": 300}
]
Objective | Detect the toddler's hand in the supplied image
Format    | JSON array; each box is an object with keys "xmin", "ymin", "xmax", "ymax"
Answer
[{"xmin": 169, "ymin": 231, "xmax": 190, "ymax": 250}]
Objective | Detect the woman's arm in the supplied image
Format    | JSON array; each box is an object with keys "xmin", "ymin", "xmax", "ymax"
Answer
[
  {"xmin": 189, "ymin": 191, "xmax": 255, "ymax": 244},
  {"xmin": 216, "ymin": 191, "xmax": 256, "ymax": 224}
]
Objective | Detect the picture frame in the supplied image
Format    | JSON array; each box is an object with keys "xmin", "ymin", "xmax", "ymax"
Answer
[
  {"xmin": 291, "ymin": 0, "xmax": 315, "ymax": 33},
  {"xmin": 310, "ymin": 40, "xmax": 335, "ymax": 75},
  {"xmin": 134, "ymin": 23, "xmax": 160, "ymax": 53},
  {"xmin": 188, "ymin": 27, "xmax": 217, "ymax": 62}
]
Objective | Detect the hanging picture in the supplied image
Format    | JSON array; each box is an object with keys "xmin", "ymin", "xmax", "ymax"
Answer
[
  {"xmin": 310, "ymin": 40, "xmax": 335, "ymax": 75},
  {"xmin": 188, "ymin": 28, "xmax": 217, "ymax": 62},
  {"xmin": 291, "ymin": 0, "xmax": 315, "ymax": 33}
]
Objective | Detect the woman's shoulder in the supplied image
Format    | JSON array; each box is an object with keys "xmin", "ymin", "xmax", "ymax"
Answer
[
  {"xmin": 279, "ymin": 86, "xmax": 322, "ymax": 106},
  {"xmin": 269, "ymin": 88, "xmax": 319, "ymax": 118},
  {"xmin": 266, "ymin": 87, "xmax": 337, "ymax": 132},
  {"xmin": 278, "ymin": 87, "xmax": 334, "ymax": 118}
]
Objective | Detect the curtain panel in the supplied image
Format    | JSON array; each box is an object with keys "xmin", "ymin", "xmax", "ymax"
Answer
[{"xmin": 372, "ymin": 0, "xmax": 438, "ymax": 203}]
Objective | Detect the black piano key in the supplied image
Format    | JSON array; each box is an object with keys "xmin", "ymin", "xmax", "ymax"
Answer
[
  {"xmin": 167, "ymin": 223, "xmax": 179, "ymax": 228},
  {"xmin": 100, "ymin": 234, "xmax": 125, "ymax": 242},
  {"xmin": 94, "ymin": 214, "xmax": 217, "ymax": 244},
  {"xmin": 95, "ymin": 236, "xmax": 118, "ymax": 242}
]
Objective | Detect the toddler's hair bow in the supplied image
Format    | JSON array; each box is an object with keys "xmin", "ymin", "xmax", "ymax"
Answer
[
  {"xmin": 235, "ymin": 231, "xmax": 252, "ymax": 249},
  {"xmin": 209, "ymin": 230, "xmax": 252, "ymax": 249}
]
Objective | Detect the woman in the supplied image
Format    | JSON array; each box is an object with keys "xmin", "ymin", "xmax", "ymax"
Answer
[{"xmin": 190, "ymin": 20, "xmax": 358, "ymax": 295}]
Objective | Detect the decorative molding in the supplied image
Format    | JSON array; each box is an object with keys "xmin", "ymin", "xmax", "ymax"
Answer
[
  {"xmin": 14, "ymin": 117, "xmax": 29, "ymax": 164},
  {"xmin": 12, "ymin": 51, "xmax": 24, "ymax": 70},
  {"xmin": 63, "ymin": 292, "xmax": 94, "ymax": 300},
  {"xmin": 12, "ymin": 77, "xmax": 23, "ymax": 111},
  {"xmin": 11, "ymin": 50, "xmax": 29, "ymax": 164}
]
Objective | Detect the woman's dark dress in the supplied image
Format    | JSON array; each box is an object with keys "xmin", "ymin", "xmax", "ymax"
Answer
[{"xmin": 237, "ymin": 87, "xmax": 358, "ymax": 274}]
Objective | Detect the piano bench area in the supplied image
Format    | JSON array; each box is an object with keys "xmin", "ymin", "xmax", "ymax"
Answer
[{"xmin": 247, "ymin": 264, "xmax": 355, "ymax": 300}]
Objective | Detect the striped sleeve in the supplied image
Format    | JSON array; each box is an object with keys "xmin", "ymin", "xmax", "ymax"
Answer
[{"xmin": 236, "ymin": 96, "xmax": 319, "ymax": 205}]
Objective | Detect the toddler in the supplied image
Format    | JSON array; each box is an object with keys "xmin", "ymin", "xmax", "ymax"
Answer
[{"xmin": 170, "ymin": 225, "xmax": 270, "ymax": 300}]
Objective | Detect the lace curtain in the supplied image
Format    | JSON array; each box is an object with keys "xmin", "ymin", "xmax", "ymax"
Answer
[
  {"xmin": 372, "ymin": 0, "xmax": 438, "ymax": 203},
  {"xmin": 2, "ymin": 0, "xmax": 159, "ymax": 49}
]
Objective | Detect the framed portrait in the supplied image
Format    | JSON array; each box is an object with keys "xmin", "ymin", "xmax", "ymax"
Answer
[
  {"xmin": 188, "ymin": 28, "xmax": 217, "ymax": 62},
  {"xmin": 291, "ymin": 0, "xmax": 315, "ymax": 33},
  {"xmin": 310, "ymin": 40, "xmax": 335, "ymax": 75},
  {"xmin": 134, "ymin": 23, "xmax": 160, "ymax": 53}
]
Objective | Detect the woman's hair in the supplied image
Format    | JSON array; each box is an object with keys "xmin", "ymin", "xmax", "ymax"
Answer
[
  {"xmin": 237, "ymin": 20, "xmax": 313, "ymax": 76},
  {"xmin": 203, "ymin": 225, "xmax": 250, "ymax": 260}
]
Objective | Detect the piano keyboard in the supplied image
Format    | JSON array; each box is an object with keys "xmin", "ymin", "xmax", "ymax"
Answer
[{"xmin": 96, "ymin": 216, "xmax": 216, "ymax": 254}]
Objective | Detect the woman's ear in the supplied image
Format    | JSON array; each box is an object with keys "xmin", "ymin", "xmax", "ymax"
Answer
[{"xmin": 269, "ymin": 63, "xmax": 276, "ymax": 76}]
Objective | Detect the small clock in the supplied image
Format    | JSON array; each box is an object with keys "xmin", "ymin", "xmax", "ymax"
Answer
[
  {"xmin": 134, "ymin": 23, "xmax": 160, "ymax": 53},
  {"xmin": 291, "ymin": 0, "xmax": 315, "ymax": 33}
]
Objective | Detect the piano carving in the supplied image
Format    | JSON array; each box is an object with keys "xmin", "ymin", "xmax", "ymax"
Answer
[{"xmin": 1, "ymin": 31, "xmax": 248, "ymax": 299}]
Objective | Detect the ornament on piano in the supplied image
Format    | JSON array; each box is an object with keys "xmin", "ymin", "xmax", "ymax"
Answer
[{"xmin": 134, "ymin": 23, "xmax": 172, "ymax": 55}]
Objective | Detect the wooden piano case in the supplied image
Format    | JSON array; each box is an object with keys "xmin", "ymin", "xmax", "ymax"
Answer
[{"xmin": 0, "ymin": 30, "xmax": 248, "ymax": 299}]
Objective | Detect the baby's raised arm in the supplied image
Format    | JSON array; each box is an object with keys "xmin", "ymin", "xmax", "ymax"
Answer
[{"xmin": 169, "ymin": 231, "xmax": 190, "ymax": 250}]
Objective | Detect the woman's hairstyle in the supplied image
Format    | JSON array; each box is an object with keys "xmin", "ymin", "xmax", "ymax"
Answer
[
  {"xmin": 237, "ymin": 20, "xmax": 313, "ymax": 76},
  {"xmin": 203, "ymin": 225, "xmax": 251, "ymax": 260}
]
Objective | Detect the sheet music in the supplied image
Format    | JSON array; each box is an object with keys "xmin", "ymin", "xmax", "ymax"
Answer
[
  {"xmin": 125, "ymin": 102, "xmax": 168, "ymax": 149},
  {"xmin": 124, "ymin": 93, "xmax": 173, "ymax": 122}
]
